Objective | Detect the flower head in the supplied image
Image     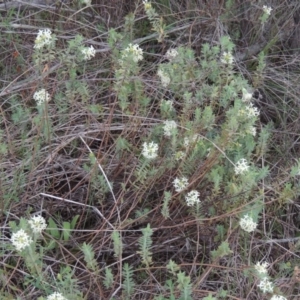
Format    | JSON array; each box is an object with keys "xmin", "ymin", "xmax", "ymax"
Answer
[
  {"xmin": 47, "ymin": 292, "xmax": 68, "ymax": 300},
  {"xmin": 247, "ymin": 126, "xmax": 257, "ymax": 136},
  {"xmin": 220, "ymin": 51, "xmax": 234, "ymax": 65},
  {"xmin": 81, "ymin": 0, "xmax": 91, "ymax": 5},
  {"xmin": 28, "ymin": 215, "xmax": 47, "ymax": 233},
  {"xmin": 34, "ymin": 29, "xmax": 53, "ymax": 49},
  {"xmin": 163, "ymin": 120, "xmax": 177, "ymax": 137},
  {"xmin": 165, "ymin": 48, "xmax": 178, "ymax": 61},
  {"xmin": 174, "ymin": 151, "xmax": 186, "ymax": 161},
  {"xmin": 142, "ymin": 141, "xmax": 158, "ymax": 159},
  {"xmin": 263, "ymin": 5, "xmax": 272, "ymax": 16},
  {"xmin": 185, "ymin": 190, "xmax": 200, "ymax": 206},
  {"xmin": 157, "ymin": 69, "xmax": 171, "ymax": 87},
  {"xmin": 184, "ymin": 135, "xmax": 200, "ymax": 148},
  {"xmin": 254, "ymin": 261, "xmax": 269, "ymax": 275},
  {"xmin": 81, "ymin": 45, "xmax": 96, "ymax": 60},
  {"xmin": 242, "ymin": 88, "xmax": 253, "ymax": 102},
  {"xmin": 143, "ymin": 0, "xmax": 152, "ymax": 10},
  {"xmin": 257, "ymin": 277, "xmax": 274, "ymax": 293},
  {"xmin": 122, "ymin": 43, "xmax": 143, "ymax": 63},
  {"xmin": 234, "ymin": 158, "xmax": 250, "ymax": 175},
  {"xmin": 11, "ymin": 229, "xmax": 33, "ymax": 251},
  {"xmin": 270, "ymin": 296, "xmax": 287, "ymax": 300},
  {"xmin": 33, "ymin": 89, "xmax": 51, "ymax": 105},
  {"xmin": 239, "ymin": 214, "xmax": 257, "ymax": 232},
  {"xmin": 173, "ymin": 177, "xmax": 188, "ymax": 192}
]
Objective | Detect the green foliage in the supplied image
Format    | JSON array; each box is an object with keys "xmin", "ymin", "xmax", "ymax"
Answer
[
  {"xmin": 211, "ymin": 241, "xmax": 233, "ymax": 260},
  {"xmin": 122, "ymin": 263, "xmax": 135, "ymax": 299},
  {"xmin": 81, "ymin": 242, "xmax": 98, "ymax": 272},
  {"xmin": 137, "ymin": 224, "xmax": 153, "ymax": 267},
  {"xmin": 2, "ymin": 0, "xmax": 299, "ymax": 299},
  {"xmin": 103, "ymin": 267, "xmax": 114, "ymax": 289},
  {"xmin": 176, "ymin": 271, "xmax": 192, "ymax": 300},
  {"xmin": 161, "ymin": 191, "xmax": 172, "ymax": 219},
  {"xmin": 111, "ymin": 230, "xmax": 122, "ymax": 257}
]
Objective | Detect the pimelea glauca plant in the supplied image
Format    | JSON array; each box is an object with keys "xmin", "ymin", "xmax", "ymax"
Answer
[{"xmin": 2, "ymin": 0, "xmax": 300, "ymax": 299}]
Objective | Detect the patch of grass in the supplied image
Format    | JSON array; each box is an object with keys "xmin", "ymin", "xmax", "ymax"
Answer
[{"xmin": 1, "ymin": 1, "xmax": 300, "ymax": 300}]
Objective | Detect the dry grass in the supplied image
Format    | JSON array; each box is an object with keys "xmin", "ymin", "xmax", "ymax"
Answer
[{"xmin": 1, "ymin": 1, "xmax": 300, "ymax": 299}]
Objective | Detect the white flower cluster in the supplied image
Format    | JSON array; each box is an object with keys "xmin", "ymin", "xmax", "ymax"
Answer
[
  {"xmin": 270, "ymin": 296, "xmax": 287, "ymax": 300},
  {"xmin": 242, "ymin": 88, "xmax": 253, "ymax": 102},
  {"xmin": 142, "ymin": 141, "xmax": 158, "ymax": 159},
  {"xmin": 121, "ymin": 43, "xmax": 143, "ymax": 63},
  {"xmin": 47, "ymin": 292, "xmax": 68, "ymax": 300},
  {"xmin": 247, "ymin": 126, "xmax": 257, "ymax": 136},
  {"xmin": 143, "ymin": 0, "xmax": 152, "ymax": 10},
  {"xmin": 257, "ymin": 277, "xmax": 274, "ymax": 293},
  {"xmin": 33, "ymin": 88, "xmax": 51, "ymax": 106},
  {"xmin": 81, "ymin": 45, "xmax": 96, "ymax": 60},
  {"xmin": 173, "ymin": 177, "xmax": 188, "ymax": 192},
  {"xmin": 163, "ymin": 120, "xmax": 177, "ymax": 137},
  {"xmin": 174, "ymin": 151, "xmax": 185, "ymax": 161},
  {"xmin": 184, "ymin": 134, "xmax": 200, "ymax": 148},
  {"xmin": 254, "ymin": 261, "xmax": 269, "ymax": 275},
  {"xmin": 157, "ymin": 69, "xmax": 171, "ymax": 87},
  {"xmin": 220, "ymin": 51, "xmax": 234, "ymax": 65},
  {"xmin": 245, "ymin": 103, "xmax": 260, "ymax": 118},
  {"xmin": 239, "ymin": 214, "xmax": 257, "ymax": 232},
  {"xmin": 185, "ymin": 190, "xmax": 200, "ymax": 206},
  {"xmin": 165, "ymin": 48, "xmax": 178, "ymax": 61},
  {"xmin": 234, "ymin": 158, "xmax": 249, "ymax": 175},
  {"xmin": 11, "ymin": 229, "xmax": 33, "ymax": 251},
  {"xmin": 263, "ymin": 5, "xmax": 272, "ymax": 15},
  {"xmin": 28, "ymin": 215, "xmax": 47, "ymax": 233},
  {"xmin": 34, "ymin": 29, "xmax": 53, "ymax": 49}
]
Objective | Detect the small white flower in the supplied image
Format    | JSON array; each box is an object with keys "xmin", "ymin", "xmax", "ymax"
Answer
[
  {"xmin": 173, "ymin": 177, "xmax": 188, "ymax": 192},
  {"xmin": 239, "ymin": 214, "xmax": 257, "ymax": 232},
  {"xmin": 185, "ymin": 190, "xmax": 200, "ymax": 206},
  {"xmin": 263, "ymin": 5, "xmax": 272, "ymax": 16},
  {"xmin": 220, "ymin": 51, "xmax": 234, "ymax": 65},
  {"xmin": 157, "ymin": 69, "xmax": 171, "ymax": 87},
  {"xmin": 33, "ymin": 88, "xmax": 51, "ymax": 105},
  {"xmin": 257, "ymin": 277, "xmax": 274, "ymax": 293},
  {"xmin": 81, "ymin": 0, "xmax": 91, "ymax": 5},
  {"xmin": 254, "ymin": 261, "xmax": 269, "ymax": 275},
  {"xmin": 161, "ymin": 99, "xmax": 173, "ymax": 110},
  {"xmin": 143, "ymin": 0, "xmax": 152, "ymax": 10},
  {"xmin": 270, "ymin": 295, "xmax": 287, "ymax": 300},
  {"xmin": 47, "ymin": 292, "xmax": 68, "ymax": 300},
  {"xmin": 34, "ymin": 28, "xmax": 53, "ymax": 49},
  {"xmin": 142, "ymin": 141, "xmax": 158, "ymax": 159},
  {"xmin": 184, "ymin": 135, "xmax": 200, "ymax": 148},
  {"xmin": 11, "ymin": 229, "xmax": 33, "ymax": 251},
  {"xmin": 122, "ymin": 43, "xmax": 143, "ymax": 63},
  {"xmin": 248, "ymin": 126, "xmax": 257, "ymax": 136},
  {"xmin": 165, "ymin": 48, "xmax": 178, "ymax": 61},
  {"xmin": 81, "ymin": 45, "xmax": 96, "ymax": 60},
  {"xmin": 245, "ymin": 103, "xmax": 260, "ymax": 118},
  {"xmin": 174, "ymin": 151, "xmax": 186, "ymax": 161},
  {"xmin": 234, "ymin": 158, "xmax": 250, "ymax": 175},
  {"xmin": 242, "ymin": 88, "xmax": 253, "ymax": 102},
  {"xmin": 163, "ymin": 120, "xmax": 177, "ymax": 137},
  {"xmin": 28, "ymin": 215, "xmax": 47, "ymax": 233},
  {"xmin": 238, "ymin": 103, "xmax": 260, "ymax": 119}
]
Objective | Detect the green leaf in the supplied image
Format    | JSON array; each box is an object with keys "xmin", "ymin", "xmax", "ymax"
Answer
[
  {"xmin": 70, "ymin": 215, "xmax": 80, "ymax": 230},
  {"xmin": 47, "ymin": 218, "xmax": 60, "ymax": 239},
  {"xmin": 211, "ymin": 241, "xmax": 232, "ymax": 260},
  {"xmin": 62, "ymin": 221, "xmax": 71, "ymax": 241}
]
